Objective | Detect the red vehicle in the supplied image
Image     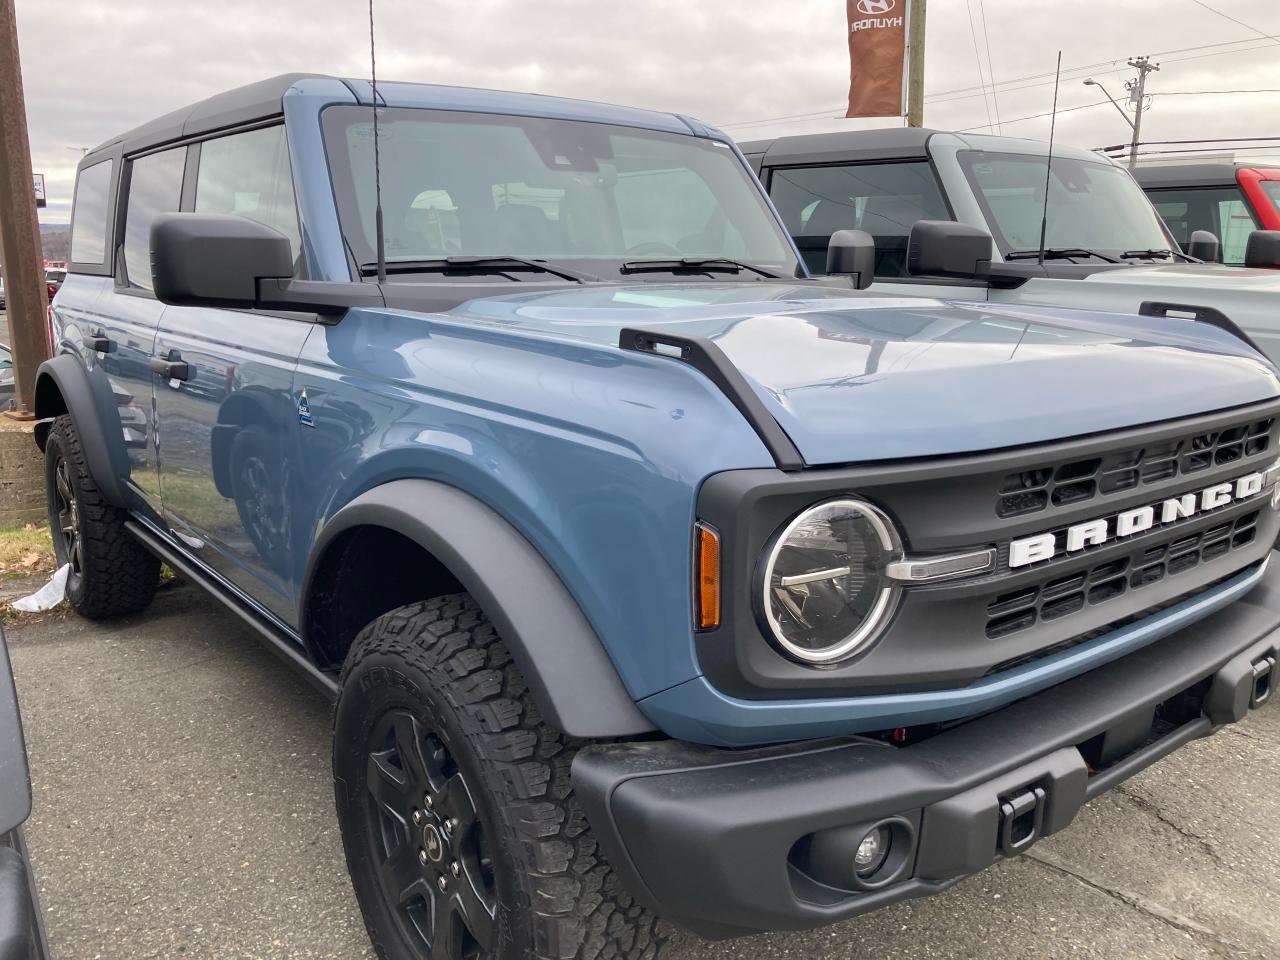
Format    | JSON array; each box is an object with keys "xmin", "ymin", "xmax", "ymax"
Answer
[{"xmin": 1133, "ymin": 162, "xmax": 1280, "ymax": 265}]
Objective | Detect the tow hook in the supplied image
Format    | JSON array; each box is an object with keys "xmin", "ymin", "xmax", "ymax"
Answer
[
  {"xmin": 1251, "ymin": 654, "xmax": 1275, "ymax": 708},
  {"xmin": 998, "ymin": 785, "xmax": 1046, "ymax": 855}
]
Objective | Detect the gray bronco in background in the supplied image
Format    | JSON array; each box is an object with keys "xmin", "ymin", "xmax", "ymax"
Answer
[{"xmin": 743, "ymin": 129, "xmax": 1280, "ymax": 363}]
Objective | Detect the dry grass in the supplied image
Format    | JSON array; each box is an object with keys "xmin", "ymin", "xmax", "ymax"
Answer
[{"xmin": 0, "ymin": 522, "xmax": 56, "ymax": 580}]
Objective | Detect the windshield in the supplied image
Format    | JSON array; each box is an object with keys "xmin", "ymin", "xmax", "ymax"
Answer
[
  {"xmin": 958, "ymin": 150, "xmax": 1173, "ymax": 258},
  {"xmin": 322, "ymin": 106, "xmax": 798, "ymax": 280}
]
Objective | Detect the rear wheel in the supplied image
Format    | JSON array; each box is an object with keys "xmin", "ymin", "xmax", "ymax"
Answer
[
  {"xmin": 44, "ymin": 415, "xmax": 160, "ymax": 618},
  {"xmin": 334, "ymin": 597, "xmax": 667, "ymax": 960}
]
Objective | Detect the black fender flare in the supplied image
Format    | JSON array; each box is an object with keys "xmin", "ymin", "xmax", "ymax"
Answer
[
  {"xmin": 302, "ymin": 479, "xmax": 657, "ymax": 739},
  {"xmin": 33, "ymin": 354, "xmax": 131, "ymax": 508}
]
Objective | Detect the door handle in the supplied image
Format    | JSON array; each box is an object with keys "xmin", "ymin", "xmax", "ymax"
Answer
[
  {"xmin": 82, "ymin": 330, "xmax": 114, "ymax": 353},
  {"xmin": 149, "ymin": 353, "xmax": 191, "ymax": 382}
]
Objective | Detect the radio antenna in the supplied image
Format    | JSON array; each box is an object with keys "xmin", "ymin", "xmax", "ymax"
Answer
[
  {"xmin": 1037, "ymin": 51, "xmax": 1062, "ymax": 267},
  {"xmin": 368, "ymin": 0, "xmax": 387, "ymax": 284}
]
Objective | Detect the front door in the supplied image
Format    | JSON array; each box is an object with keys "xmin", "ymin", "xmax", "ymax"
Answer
[{"xmin": 152, "ymin": 124, "xmax": 312, "ymax": 624}]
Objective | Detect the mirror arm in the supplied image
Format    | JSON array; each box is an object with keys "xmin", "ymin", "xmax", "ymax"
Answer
[{"xmin": 255, "ymin": 278, "xmax": 387, "ymax": 316}]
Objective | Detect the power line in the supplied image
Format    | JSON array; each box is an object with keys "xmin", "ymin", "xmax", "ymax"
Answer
[
  {"xmin": 1187, "ymin": 0, "xmax": 1280, "ymax": 45},
  {"xmin": 1158, "ymin": 88, "xmax": 1280, "ymax": 95},
  {"xmin": 715, "ymin": 31, "xmax": 1280, "ymax": 130},
  {"xmin": 977, "ymin": 0, "xmax": 1003, "ymax": 133},
  {"xmin": 963, "ymin": 0, "xmax": 996, "ymax": 133},
  {"xmin": 956, "ymin": 100, "xmax": 1108, "ymax": 132}
]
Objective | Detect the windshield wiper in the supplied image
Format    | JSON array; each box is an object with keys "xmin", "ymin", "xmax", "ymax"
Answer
[
  {"xmin": 1121, "ymin": 247, "xmax": 1198, "ymax": 263},
  {"xmin": 619, "ymin": 257, "xmax": 781, "ymax": 279},
  {"xmin": 1005, "ymin": 248, "xmax": 1123, "ymax": 264},
  {"xmin": 1121, "ymin": 248, "xmax": 1172, "ymax": 260},
  {"xmin": 359, "ymin": 256, "xmax": 598, "ymax": 283}
]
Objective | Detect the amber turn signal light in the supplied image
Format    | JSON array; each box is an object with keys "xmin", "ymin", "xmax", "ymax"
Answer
[{"xmin": 694, "ymin": 522, "xmax": 721, "ymax": 630}]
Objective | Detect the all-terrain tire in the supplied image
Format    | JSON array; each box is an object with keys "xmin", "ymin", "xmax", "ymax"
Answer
[
  {"xmin": 44, "ymin": 414, "xmax": 160, "ymax": 618},
  {"xmin": 334, "ymin": 596, "xmax": 669, "ymax": 960}
]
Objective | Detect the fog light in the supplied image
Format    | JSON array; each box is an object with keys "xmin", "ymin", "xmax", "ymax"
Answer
[{"xmin": 854, "ymin": 827, "xmax": 890, "ymax": 875}]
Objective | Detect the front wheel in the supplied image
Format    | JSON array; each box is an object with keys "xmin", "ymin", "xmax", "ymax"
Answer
[
  {"xmin": 334, "ymin": 597, "xmax": 667, "ymax": 960},
  {"xmin": 44, "ymin": 414, "xmax": 159, "ymax": 618}
]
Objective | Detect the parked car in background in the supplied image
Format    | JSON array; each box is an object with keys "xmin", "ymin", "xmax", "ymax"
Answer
[
  {"xmin": 38, "ymin": 75, "xmax": 1280, "ymax": 959},
  {"xmin": 0, "ymin": 345, "xmax": 14, "ymax": 408},
  {"xmin": 0, "ymin": 625, "xmax": 51, "ymax": 960},
  {"xmin": 43, "ymin": 269, "xmax": 64, "ymax": 297},
  {"xmin": 742, "ymin": 129, "xmax": 1280, "ymax": 362},
  {"xmin": 1131, "ymin": 162, "xmax": 1280, "ymax": 265}
]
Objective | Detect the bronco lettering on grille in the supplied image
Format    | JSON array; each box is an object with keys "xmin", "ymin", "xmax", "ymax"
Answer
[{"xmin": 1009, "ymin": 470, "xmax": 1267, "ymax": 568}]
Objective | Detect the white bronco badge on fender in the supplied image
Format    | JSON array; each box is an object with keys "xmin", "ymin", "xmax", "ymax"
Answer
[{"xmin": 1009, "ymin": 470, "xmax": 1270, "ymax": 568}]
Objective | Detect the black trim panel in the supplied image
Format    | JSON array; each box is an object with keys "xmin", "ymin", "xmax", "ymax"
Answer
[{"xmin": 619, "ymin": 327, "xmax": 804, "ymax": 471}]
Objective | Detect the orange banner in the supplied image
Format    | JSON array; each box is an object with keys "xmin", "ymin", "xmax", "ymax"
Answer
[{"xmin": 846, "ymin": 0, "xmax": 910, "ymax": 118}]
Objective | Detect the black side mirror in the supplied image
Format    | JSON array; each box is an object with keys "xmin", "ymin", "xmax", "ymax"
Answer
[
  {"xmin": 907, "ymin": 221, "xmax": 993, "ymax": 279},
  {"xmin": 151, "ymin": 213, "xmax": 294, "ymax": 309},
  {"xmin": 1244, "ymin": 230, "xmax": 1280, "ymax": 269},
  {"xmin": 1187, "ymin": 230, "xmax": 1221, "ymax": 263},
  {"xmin": 825, "ymin": 229, "xmax": 876, "ymax": 290}
]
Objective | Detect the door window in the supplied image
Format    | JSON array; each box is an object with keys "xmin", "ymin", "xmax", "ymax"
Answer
[
  {"xmin": 70, "ymin": 159, "xmax": 115, "ymax": 266},
  {"xmin": 122, "ymin": 148, "xmax": 186, "ymax": 291},
  {"xmin": 768, "ymin": 162, "xmax": 950, "ymax": 276},
  {"xmin": 195, "ymin": 125, "xmax": 301, "ymax": 264},
  {"xmin": 1147, "ymin": 186, "xmax": 1259, "ymax": 265}
]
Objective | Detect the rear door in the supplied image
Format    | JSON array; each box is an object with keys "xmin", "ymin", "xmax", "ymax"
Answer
[
  {"xmin": 96, "ymin": 145, "xmax": 189, "ymax": 512},
  {"xmin": 152, "ymin": 124, "xmax": 312, "ymax": 624}
]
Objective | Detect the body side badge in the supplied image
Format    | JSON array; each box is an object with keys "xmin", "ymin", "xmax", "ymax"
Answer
[{"xmin": 297, "ymin": 388, "xmax": 315, "ymax": 427}]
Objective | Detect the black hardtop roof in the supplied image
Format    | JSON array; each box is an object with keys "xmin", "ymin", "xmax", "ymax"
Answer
[
  {"xmin": 738, "ymin": 128, "xmax": 940, "ymax": 166},
  {"xmin": 82, "ymin": 73, "xmax": 331, "ymax": 164},
  {"xmin": 1132, "ymin": 161, "xmax": 1280, "ymax": 188}
]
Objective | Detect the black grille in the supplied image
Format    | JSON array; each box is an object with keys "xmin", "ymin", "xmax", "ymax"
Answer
[
  {"xmin": 997, "ymin": 416, "xmax": 1274, "ymax": 518},
  {"xmin": 986, "ymin": 509, "xmax": 1260, "ymax": 639}
]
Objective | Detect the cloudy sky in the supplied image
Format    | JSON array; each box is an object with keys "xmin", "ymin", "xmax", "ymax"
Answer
[{"xmin": 17, "ymin": 0, "xmax": 1280, "ymax": 225}]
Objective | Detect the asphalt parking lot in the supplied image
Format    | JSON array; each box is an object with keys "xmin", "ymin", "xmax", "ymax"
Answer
[{"xmin": 5, "ymin": 580, "xmax": 1280, "ymax": 960}]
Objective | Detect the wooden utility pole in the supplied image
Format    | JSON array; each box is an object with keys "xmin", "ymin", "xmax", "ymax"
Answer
[
  {"xmin": 0, "ymin": 0, "xmax": 50, "ymax": 418},
  {"xmin": 1126, "ymin": 55, "xmax": 1159, "ymax": 169},
  {"xmin": 906, "ymin": 0, "xmax": 926, "ymax": 127}
]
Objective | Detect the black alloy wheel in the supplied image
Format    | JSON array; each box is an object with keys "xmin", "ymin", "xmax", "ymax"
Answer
[
  {"xmin": 363, "ymin": 709, "xmax": 497, "ymax": 959},
  {"xmin": 51, "ymin": 454, "xmax": 82, "ymax": 585}
]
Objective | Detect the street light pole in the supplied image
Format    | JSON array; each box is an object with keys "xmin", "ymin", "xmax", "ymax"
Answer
[
  {"xmin": 1083, "ymin": 79, "xmax": 1135, "ymax": 131},
  {"xmin": 0, "ymin": 0, "xmax": 50, "ymax": 418},
  {"xmin": 905, "ymin": 0, "xmax": 927, "ymax": 128}
]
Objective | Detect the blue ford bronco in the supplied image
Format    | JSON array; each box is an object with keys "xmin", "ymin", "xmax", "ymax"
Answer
[{"xmin": 39, "ymin": 75, "xmax": 1280, "ymax": 959}]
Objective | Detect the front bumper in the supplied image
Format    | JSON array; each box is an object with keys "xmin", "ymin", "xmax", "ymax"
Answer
[{"xmin": 573, "ymin": 560, "xmax": 1280, "ymax": 939}]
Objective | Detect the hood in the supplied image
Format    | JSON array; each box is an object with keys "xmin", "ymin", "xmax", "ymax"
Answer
[
  {"xmin": 445, "ymin": 283, "xmax": 1280, "ymax": 465},
  {"xmin": 1084, "ymin": 261, "xmax": 1280, "ymax": 292}
]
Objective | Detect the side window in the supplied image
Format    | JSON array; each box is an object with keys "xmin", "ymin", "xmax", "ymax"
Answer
[
  {"xmin": 1147, "ymin": 186, "xmax": 1258, "ymax": 265},
  {"xmin": 195, "ymin": 125, "xmax": 301, "ymax": 263},
  {"xmin": 70, "ymin": 159, "xmax": 114, "ymax": 266},
  {"xmin": 122, "ymin": 148, "xmax": 186, "ymax": 291},
  {"xmin": 768, "ymin": 162, "xmax": 950, "ymax": 277}
]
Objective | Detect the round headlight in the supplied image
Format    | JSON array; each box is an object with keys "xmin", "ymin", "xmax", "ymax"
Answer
[{"xmin": 758, "ymin": 498, "xmax": 901, "ymax": 665}]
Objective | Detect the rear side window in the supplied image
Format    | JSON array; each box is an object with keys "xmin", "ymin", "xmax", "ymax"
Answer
[
  {"xmin": 123, "ymin": 148, "xmax": 186, "ymax": 291},
  {"xmin": 70, "ymin": 159, "xmax": 114, "ymax": 266},
  {"xmin": 1148, "ymin": 186, "xmax": 1258, "ymax": 265},
  {"xmin": 768, "ymin": 162, "xmax": 950, "ymax": 277},
  {"xmin": 195, "ymin": 125, "xmax": 301, "ymax": 263}
]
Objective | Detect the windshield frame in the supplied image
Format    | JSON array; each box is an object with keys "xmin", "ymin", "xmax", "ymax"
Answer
[
  {"xmin": 957, "ymin": 149, "xmax": 1176, "ymax": 260},
  {"xmin": 320, "ymin": 105, "xmax": 802, "ymax": 282}
]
